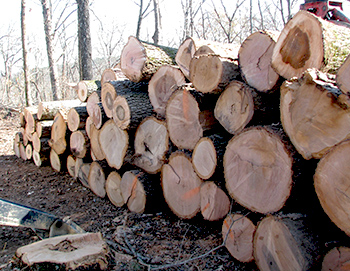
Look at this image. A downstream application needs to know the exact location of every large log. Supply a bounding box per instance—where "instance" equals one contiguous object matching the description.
[70,130,90,159]
[67,106,89,132]
[239,30,280,92]
[76,80,101,102]
[280,68,350,160]
[120,36,177,82]
[133,117,169,174]
[224,127,293,214]
[37,99,83,120]
[272,10,350,80]
[161,151,203,219]
[106,171,124,207]
[88,161,107,198]
[148,65,186,117]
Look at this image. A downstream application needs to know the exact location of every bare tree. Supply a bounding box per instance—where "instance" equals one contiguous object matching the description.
[135,0,152,39]
[21,0,30,107]
[249,0,253,34]
[152,0,161,44]
[181,0,206,40]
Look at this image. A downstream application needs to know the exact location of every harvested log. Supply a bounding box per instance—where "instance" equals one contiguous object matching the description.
[161,151,203,219]
[133,117,169,174]
[120,36,176,82]
[77,163,91,188]
[36,120,53,138]
[101,67,127,85]
[88,161,107,198]
[15,232,109,270]
[224,127,293,214]
[70,130,90,159]
[239,30,280,92]
[32,132,50,153]
[322,246,350,270]
[222,213,255,263]
[33,150,49,167]
[166,89,203,150]
[314,139,350,236]
[67,106,88,132]
[280,68,350,160]
[19,112,25,127]
[148,65,186,117]
[88,103,107,130]
[13,138,20,158]
[76,80,101,102]
[200,181,230,221]
[86,91,101,117]
[272,10,350,79]
[214,80,254,135]
[75,157,83,179]
[337,53,350,95]
[85,116,93,138]
[106,171,124,207]
[253,214,319,271]
[50,149,66,172]
[37,99,83,120]
[90,124,105,161]
[67,154,76,178]
[99,120,128,170]
[49,112,68,155]
[19,142,26,160]
[23,106,38,134]
[101,80,148,118]
[25,143,33,160]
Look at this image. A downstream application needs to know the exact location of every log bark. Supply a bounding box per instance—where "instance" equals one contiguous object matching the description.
[49,112,68,155]
[224,127,293,214]
[337,54,350,95]
[200,181,230,221]
[161,151,203,219]
[222,213,255,263]
[37,99,83,120]
[67,106,88,132]
[77,163,91,188]
[100,67,127,85]
[280,68,350,160]
[99,119,128,170]
[239,30,280,92]
[133,117,169,174]
[214,80,255,135]
[89,124,105,161]
[76,80,101,102]
[272,10,350,80]
[322,246,350,270]
[70,130,90,159]
[36,120,53,138]
[120,36,176,82]
[106,171,124,207]
[314,139,350,236]
[88,161,107,198]
[148,65,186,117]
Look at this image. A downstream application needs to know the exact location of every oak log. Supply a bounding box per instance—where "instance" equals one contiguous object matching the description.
[76,80,101,102]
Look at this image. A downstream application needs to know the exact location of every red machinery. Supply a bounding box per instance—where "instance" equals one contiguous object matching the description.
[300,0,350,23]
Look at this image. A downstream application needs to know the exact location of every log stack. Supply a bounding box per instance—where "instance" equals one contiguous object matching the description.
[12,10,350,270]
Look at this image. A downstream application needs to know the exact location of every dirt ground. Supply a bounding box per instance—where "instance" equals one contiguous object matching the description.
[0,108,258,270]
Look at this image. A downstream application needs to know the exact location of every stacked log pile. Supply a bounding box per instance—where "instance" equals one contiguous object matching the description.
[12,11,350,270]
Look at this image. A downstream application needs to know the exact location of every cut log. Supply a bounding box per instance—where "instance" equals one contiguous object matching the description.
[88,102,107,130]
[253,214,319,271]
[19,142,26,160]
[36,120,53,138]
[19,112,26,127]
[67,106,88,132]
[239,30,280,92]
[75,157,83,179]
[32,132,50,153]
[67,154,76,178]
[224,127,293,214]
[89,124,105,161]
[25,143,33,160]
[200,181,230,221]
[189,53,240,93]
[77,163,91,188]
[166,89,203,150]
[120,36,176,82]
[272,10,350,79]
[101,67,127,85]
[23,106,38,134]
[70,130,90,159]
[33,150,49,167]
[133,117,169,174]
[13,138,20,158]
[322,246,350,270]
[15,232,109,270]
[222,213,255,263]
[88,161,107,198]
[106,171,124,207]
[314,139,350,236]
[101,80,148,118]
[49,112,68,155]
[148,65,186,117]
[85,116,93,138]
[86,91,101,117]
[112,88,153,130]
[76,80,101,102]
[50,149,66,172]
[280,68,350,160]
[99,119,129,170]
[37,99,83,120]
[337,54,350,95]
[214,80,254,135]
[161,151,203,219]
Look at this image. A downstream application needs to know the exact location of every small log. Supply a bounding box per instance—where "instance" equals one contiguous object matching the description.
[148,65,186,117]
[161,151,203,219]
[37,99,83,120]
[272,10,350,79]
[32,132,50,153]
[322,246,350,270]
[200,181,230,221]
[85,116,93,139]
[120,36,176,82]
[77,163,91,188]
[239,30,280,92]
[90,124,105,161]
[86,91,101,117]
[67,154,76,178]
[49,112,69,155]
[101,67,127,85]
[75,157,83,179]
[23,106,38,134]
[13,138,20,158]
[70,130,90,159]
[88,103,108,130]
[19,142,26,160]
[36,120,53,138]
[88,161,107,198]
[106,171,124,207]
[25,143,33,160]
[133,117,169,174]
[19,112,26,127]
[222,214,255,263]
[224,127,293,214]
[337,53,350,95]
[99,120,128,170]
[33,150,49,167]
[214,80,254,135]
[50,149,66,172]
[76,80,101,102]
[67,106,88,132]
[280,68,350,160]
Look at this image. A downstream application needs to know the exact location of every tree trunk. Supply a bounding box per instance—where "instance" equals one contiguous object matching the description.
[89,124,105,161]
[133,116,169,174]
[21,0,30,107]
[214,80,255,135]
[239,30,280,92]
[224,127,293,214]
[120,36,176,82]
[148,65,186,117]
[161,151,203,219]
[272,10,350,80]
[70,130,90,159]
[322,246,350,270]
[280,68,350,160]
[88,161,107,198]
[222,213,255,263]
[76,80,101,102]
[37,100,83,120]
[49,112,68,155]
[67,106,88,132]
[106,171,124,207]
